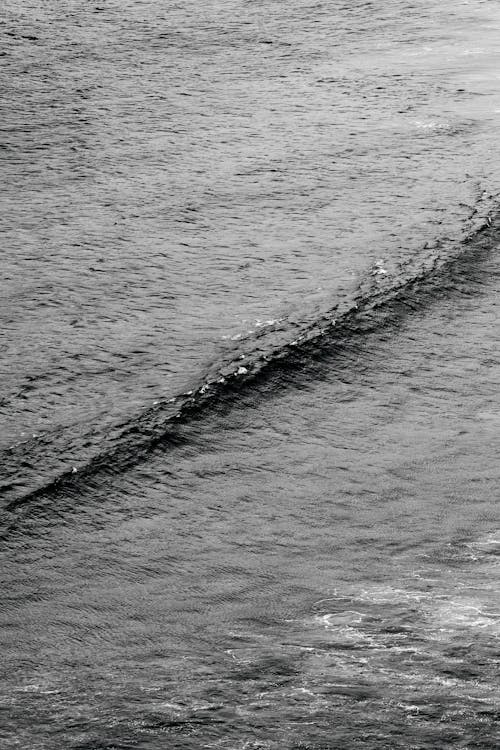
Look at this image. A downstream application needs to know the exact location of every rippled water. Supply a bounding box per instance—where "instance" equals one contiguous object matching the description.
[2,0,500,748]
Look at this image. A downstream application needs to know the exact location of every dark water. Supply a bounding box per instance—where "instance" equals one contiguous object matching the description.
[2,1,500,748]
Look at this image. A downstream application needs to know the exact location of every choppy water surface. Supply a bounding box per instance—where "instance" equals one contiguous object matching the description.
[1,0,500,748]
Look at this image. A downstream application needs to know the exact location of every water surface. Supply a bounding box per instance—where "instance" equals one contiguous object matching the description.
[1,1,500,747]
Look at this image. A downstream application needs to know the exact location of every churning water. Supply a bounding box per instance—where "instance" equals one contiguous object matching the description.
[1,1,500,748]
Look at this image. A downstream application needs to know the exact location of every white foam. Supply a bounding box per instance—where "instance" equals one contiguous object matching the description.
[315,611,364,628]
[467,530,500,550]
[414,120,450,130]
[433,600,500,633]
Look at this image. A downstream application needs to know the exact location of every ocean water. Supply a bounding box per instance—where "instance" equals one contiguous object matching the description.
[1,1,500,748]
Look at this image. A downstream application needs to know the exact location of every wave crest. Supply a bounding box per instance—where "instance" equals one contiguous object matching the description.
[1,192,498,512]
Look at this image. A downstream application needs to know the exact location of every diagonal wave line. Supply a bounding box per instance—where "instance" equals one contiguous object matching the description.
[1,193,499,513]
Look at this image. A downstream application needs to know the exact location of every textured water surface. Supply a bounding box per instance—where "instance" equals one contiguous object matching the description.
[1,0,500,748]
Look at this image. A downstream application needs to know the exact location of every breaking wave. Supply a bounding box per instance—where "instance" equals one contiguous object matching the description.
[1,192,499,512]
